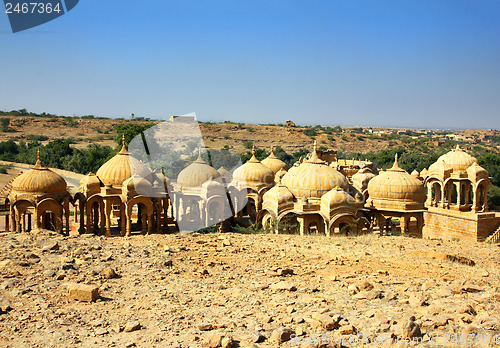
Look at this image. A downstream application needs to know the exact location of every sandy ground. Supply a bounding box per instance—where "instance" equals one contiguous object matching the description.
[0,231,499,347]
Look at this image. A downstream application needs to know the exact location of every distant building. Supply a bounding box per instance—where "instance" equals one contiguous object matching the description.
[170,115,196,122]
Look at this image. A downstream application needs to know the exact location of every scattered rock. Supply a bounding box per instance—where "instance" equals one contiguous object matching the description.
[40,241,59,252]
[353,289,382,300]
[203,333,222,347]
[359,280,374,291]
[198,323,214,331]
[251,331,266,343]
[271,326,295,344]
[348,284,359,295]
[458,304,477,316]
[409,293,427,307]
[124,321,141,332]
[401,316,422,339]
[339,325,357,335]
[102,267,117,279]
[0,305,12,314]
[221,336,233,348]
[317,314,339,330]
[269,281,296,291]
[67,283,99,302]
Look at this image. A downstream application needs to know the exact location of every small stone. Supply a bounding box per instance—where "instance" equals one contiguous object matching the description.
[44,270,56,278]
[124,321,141,332]
[353,289,382,300]
[401,316,422,339]
[0,305,12,314]
[41,241,59,252]
[204,333,222,347]
[56,273,65,280]
[95,327,108,335]
[458,304,477,316]
[339,325,357,335]
[0,260,15,268]
[221,336,233,348]
[348,284,360,295]
[359,280,374,291]
[197,322,213,331]
[317,314,338,330]
[293,316,304,324]
[409,293,427,307]
[102,267,117,279]
[269,281,296,291]
[262,316,273,324]
[251,331,266,343]
[278,268,294,276]
[67,283,99,302]
[270,326,295,344]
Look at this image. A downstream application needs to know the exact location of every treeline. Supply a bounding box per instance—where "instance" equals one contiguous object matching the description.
[0,124,499,206]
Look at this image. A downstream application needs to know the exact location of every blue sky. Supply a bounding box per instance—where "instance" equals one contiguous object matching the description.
[1,0,499,129]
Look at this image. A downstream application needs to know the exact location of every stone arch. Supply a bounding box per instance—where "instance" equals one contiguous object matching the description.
[475,179,490,212]
[103,195,126,236]
[126,196,153,236]
[12,199,35,233]
[300,213,328,236]
[277,211,299,234]
[85,195,105,235]
[259,209,277,233]
[72,192,87,234]
[37,198,63,233]
[205,196,226,226]
[329,213,359,236]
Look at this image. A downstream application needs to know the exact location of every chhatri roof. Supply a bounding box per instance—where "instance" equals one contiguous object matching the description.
[10,150,67,196]
[367,154,425,211]
[261,146,288,174]
[96,135,152,187]
[281,141,348,200]
[232,146,275,186]
[177,149,221,187]
[430,145,478,173]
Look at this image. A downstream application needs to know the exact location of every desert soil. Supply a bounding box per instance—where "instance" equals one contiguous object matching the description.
[0,115,478,155]
[0,231,499,347]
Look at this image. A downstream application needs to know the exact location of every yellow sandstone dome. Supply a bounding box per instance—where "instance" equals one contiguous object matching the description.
[430,145,477,173]
[177,150,221,187]
[11,150,67,195]
[232,147,275,185]
[261,147,288,174]
[281,141,348,200]
[367,155,425,210]
[96,136,152,187]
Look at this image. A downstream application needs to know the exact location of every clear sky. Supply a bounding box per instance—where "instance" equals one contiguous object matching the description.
[1,0,499,129]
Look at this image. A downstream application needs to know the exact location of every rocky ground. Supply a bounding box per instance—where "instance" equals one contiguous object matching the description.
[0,231,499,347]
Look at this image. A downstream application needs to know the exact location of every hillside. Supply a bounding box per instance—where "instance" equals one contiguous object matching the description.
[1,115,499,156]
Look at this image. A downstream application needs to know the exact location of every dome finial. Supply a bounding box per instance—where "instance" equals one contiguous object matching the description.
[119,134,129,154]
[305,140,325,164]
[34,148,43,168]
[248,145,259,163]
[195,147,205,163]
[389,153,404,172]
[455,144,461,151]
